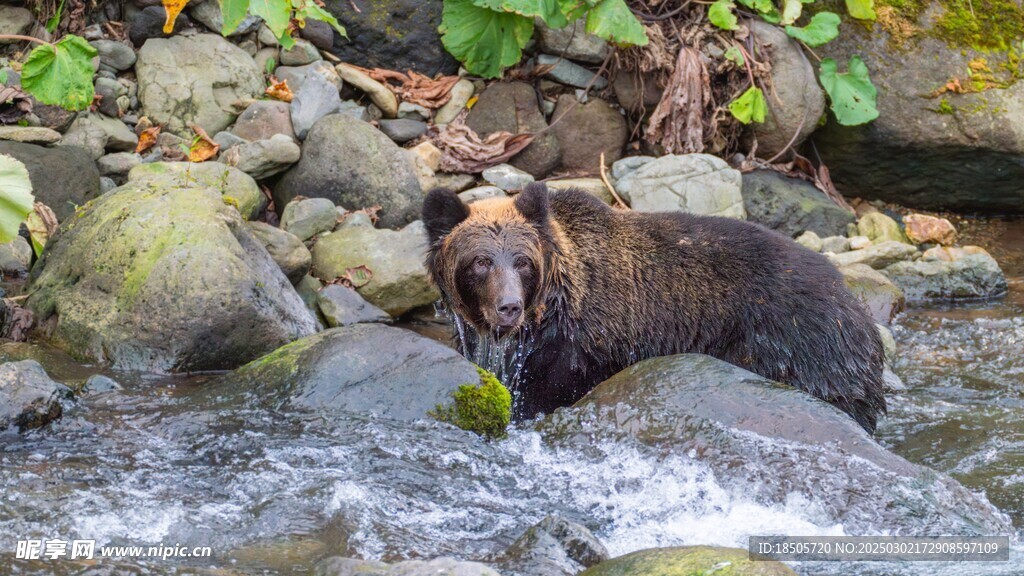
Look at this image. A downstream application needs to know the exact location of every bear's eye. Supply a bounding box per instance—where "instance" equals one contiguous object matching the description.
[514,257,532,271]
[473,256,492,273]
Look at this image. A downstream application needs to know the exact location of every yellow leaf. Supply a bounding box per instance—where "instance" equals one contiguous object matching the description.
[135,125,161,154]
[162,0,190,34]
[187,123,220,162]
[265,77,294,102]
[466,95,479,110]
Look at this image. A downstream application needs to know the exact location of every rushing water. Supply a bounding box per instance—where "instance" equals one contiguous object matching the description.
[1,219,1024,575]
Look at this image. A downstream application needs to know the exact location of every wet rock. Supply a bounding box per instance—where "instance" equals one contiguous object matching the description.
[217,324,480,420]
[742,170,855,238]
[136,34,264,136]
[96,152,142,178]
[90,40,136,72]
[857,212,909,244]
[495,515,609,576]
[841,263,905,324]
[821,235,851,254]
[280,38,322,66]
[795,230,823,252]
[827,240,918,269]
[536,18,610,64]
[128,161,266,220]
[280,197,338,241]
[0,6,35,42]
[129,6,191,45]
[310,219,437,315]
[220,134,302,180]
[0,360,71,433]
[275,61,342,93]
[580,546,795,576]
[189,0,261,36]
[0,126,62,145]
[335,63,398,118]
[882,251,1008,302]
[290,71,343,140]
[551,95,627,174]
[275,114,424,228]
[27,182,317,372]
[615,154,745,218]
[231,100,296,142]
[0,142,100,221]
[535,54,608,89]
[378,118,427,143]
[316,284,391,327]
[246,221,311,283]
[60,113,138,159]
[466,82,562,178]
[316,556,500,576]
[540,354,1013,535]
[483,163,534,191]
[82,374,122,394]
[434,78,475,125]
[0,237,33,275]
[546,178,615,205]
[903,213,957,246]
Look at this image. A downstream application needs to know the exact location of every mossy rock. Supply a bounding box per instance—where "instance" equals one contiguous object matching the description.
[580,546,796,576]
[127,161,266,220]
[431,366,512,439]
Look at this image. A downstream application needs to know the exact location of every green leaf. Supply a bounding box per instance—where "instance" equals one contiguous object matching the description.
[46,0,66,34]
[0,154,34,245]
[759,6,781,23]
[585,0,648,46]
[736,0,774,12]
[780,0,802,25]
[785,11,841,46]
[220,0,251,35]
[819,56,879,126]
[473,0,569,28]
[440,0,535,78]
[20,35,97,112]
[845,0,876,20]
[26,210,48,258]
[724,45,744,66]
[249,0,296,49]
[728,86,768,124]
[297,1,347,37]
[708,0,738,31]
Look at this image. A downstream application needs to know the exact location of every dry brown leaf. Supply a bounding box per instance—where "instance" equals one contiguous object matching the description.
[0,85,33,124]
[135,125,161,154]
[265,77,294,102]
[430,111,535,173]
[0,299,33,342]
[645,47,711,155]
[327,265,374,289]
[187,123,220,162]
[359,66,461,109]
[162,0,190,34]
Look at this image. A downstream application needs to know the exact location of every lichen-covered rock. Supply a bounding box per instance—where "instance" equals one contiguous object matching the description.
[466,82,562,178]
[0,360,71,433]
[615,154,745,218]
[795,231,823,252]
[26,182,317,372]
[841,263,905,324]
[580,546,795,576]
[246,221,311,283]
[742,170,855,237]
[0,142,100,221]
[430,366,511,439]
[903,213,958,246]
[136,34,264,136]
[128,161,266,220]
[551,95,627,174]
[882,251,1008,302]
[857,212,910,244]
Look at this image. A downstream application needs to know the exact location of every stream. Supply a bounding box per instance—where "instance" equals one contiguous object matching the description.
[1,218,1023,575]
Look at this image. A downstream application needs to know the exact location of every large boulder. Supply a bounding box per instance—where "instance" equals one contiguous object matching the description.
[26,182,318,373]
[0,360,71,433]
[882,251,1008,302]
[614,154,745,218]
[494,515,609,576]
[815,4,1024,213]
[540,354,1012,535]
[0,142,100,221]
[136,34,264,136]
[466,82,562,178]
[581,547,795,576]
[275,114,424,228]
[741,170,855,237]
[128,161,266,220]
[551,95,627,174]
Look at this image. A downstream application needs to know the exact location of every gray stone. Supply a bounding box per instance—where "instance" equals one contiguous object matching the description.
[280,38,322,66]
[290,72,342,140]
[83,374,122,393]
[0,6,35,42]
[535,54,608,89]
[377,118,427,143]
[612,71,663,114]
[536,17,610,64]
[795,231,823,252]
[741,170,856,238]
[482,163,534,191]
[214,131,247,151]
[300,18,335,50]
[827,240,919,269]
[295,274,327,327]
[254,47,279,74]
[97,152,142,177]
[458,186,506,204]
[94,77,129,118]
[316,284,391,327]
[495,515,609,576]
[546,178,616,205]
[136,34,264,136]
[466,81,561,178]
[100,177,117,194]
[189,0,262,36]
[219,134,301,180]
[127,162,266,220]
[336,100,371,121]
[246,221,311,283]
[609,155,654,182]
[275,114,424,228]
[129,6,190,45]
[280,197,338,241]
[315,556,500,576]
[581,547,795,576]
[0,142,101,221]
[275,61,342,93]
[231,100,296,142]
[60,113,137,159]
[434,78,475,125]
[841,264,905,324]
[0,237,33,275]
[0,361,71,432]
[336,63,398,118]
[615,154,745,218]
[551,95,627,174]
[821,235,851,254]
[398,101,430,121]
[27,183,317,373]
[882,253,1008,302]
[0,126,61,145]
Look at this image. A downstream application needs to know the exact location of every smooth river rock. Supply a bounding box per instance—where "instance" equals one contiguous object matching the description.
[0,360,71,433]
[614,154,745,218]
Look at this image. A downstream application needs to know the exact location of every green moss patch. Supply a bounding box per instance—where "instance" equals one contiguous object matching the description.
[431,366,511,440]
[877,0,1024,52]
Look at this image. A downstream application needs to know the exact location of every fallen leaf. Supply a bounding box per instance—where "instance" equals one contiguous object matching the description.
[265,77,294,102]
[162,0,190,34]
[430,111,534,173]
[135,125,161,154]
[0,298,33,342]
[328,265,374,289]
[0,85,33,124]
[26,202,58,257]
[187,122,220,162]
[360,66,460,109]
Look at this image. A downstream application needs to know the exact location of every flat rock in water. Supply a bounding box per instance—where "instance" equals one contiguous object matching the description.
[0,360,72,433]
[494,515,609,576]
[882,252,1008,302]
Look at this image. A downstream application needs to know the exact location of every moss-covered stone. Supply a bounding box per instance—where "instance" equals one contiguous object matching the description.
[431,366,511,439]
[579,546,796,576]
[127,161,266,220]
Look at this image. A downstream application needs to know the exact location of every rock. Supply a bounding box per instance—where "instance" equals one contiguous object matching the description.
[0,6,35,42]
[300,18,335,50]
[541,354,1012,535]
[615,154,745,218]
[129,5,190,45]
[749,21,825,158]
[254,47,278,73]
[94,77,129,118]
[315,556,500,576]
[433,172,477,193]
[848,235,872,250]
[795,230,823,252]
[398,101,430,122]
[310,219,437,315]
[128,161,266,220]
[921,245,986,262]
[280,197,338,241]
[411,141,441,172]
[611,71,663,115]
[0,361,71,433]
[27,182,317,372]
[609,155,654,181]
[545,178,615,205]
[275,61,342,93]
[741,170,856,237]
[536,17,610,64]
[96,152,142,177]
[882,252,1008,302]
[60,113,138,159]
[466,82,562,178]
[216,324,482,420]
[551,95,627,174]
[322,0,457,76]
[91,39,137,72]
[220,134,301,180]
[482,163,535,191]
[214,131,246,151]
[858,212,909,244]
[136,34,264,136]
[280,38,322,66]
[0,126,62,145]
[827,240,918,269]
[246,221,311,283]
[0,237,33,275]
[495,515,609,576]
[535,54,608,89]
[295,274,327,327]
[336,100,371,121]
[189,0,261,36]
[0,142,100,221]
[335,63,398,118]
[458,186,506,204]
[231,100,297,142]
[841,264,905,324]
[99,177,117,194]
[377,118,427,143]
[275,114,424,228]
[290,71,343,140]
[82,374,122,394]
[821,235,851,254]
[434,78,475,125]
[903,213,957,246]
[316,284,391,327]
[580,547,795,576]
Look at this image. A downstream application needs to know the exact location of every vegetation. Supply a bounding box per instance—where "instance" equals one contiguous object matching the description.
[0,155,34,245]
[431,366,512,440]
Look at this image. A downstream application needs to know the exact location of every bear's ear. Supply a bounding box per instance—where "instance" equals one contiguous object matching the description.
[514,183,550,226]
[423,187,470,244]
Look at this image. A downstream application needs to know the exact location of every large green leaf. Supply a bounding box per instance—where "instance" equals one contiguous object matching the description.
[845,0,876,20]
[585,0,648,46]
[474,0,569,28]
[20,35,96,112]
[440,0,535,78]
[729,86,768,124]
[780,0,802,25]
[708,0,738,31]
[736,0,774,13]
[819,56,879,126]
[0,155,34,245]
[249,0,296,48]
[785,11,841,46]
[296,1,347,37]
[220,0,251,35]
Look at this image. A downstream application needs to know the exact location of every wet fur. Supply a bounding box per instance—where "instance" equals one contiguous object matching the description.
[424,185,887,433]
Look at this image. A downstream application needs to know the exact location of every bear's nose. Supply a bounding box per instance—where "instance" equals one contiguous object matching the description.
[496,298,523,325]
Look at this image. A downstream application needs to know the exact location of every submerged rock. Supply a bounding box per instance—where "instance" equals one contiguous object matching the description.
[27,182,317,373]
[742,170,855,238]
[615,154,745,219]
[495,515,609,576]
[580,546,795,576]
[0,360,71,433]
[882,251,1008,302]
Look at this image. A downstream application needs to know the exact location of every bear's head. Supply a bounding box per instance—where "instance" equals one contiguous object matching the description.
[422,183,557,338]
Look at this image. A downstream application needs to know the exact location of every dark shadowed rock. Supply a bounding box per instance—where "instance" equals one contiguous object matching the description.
[551,95,627,174]
[742,170,855,238]
[466,82,562,178]
[494,515,609,576]
[130,6,191,45]
[0,360,72,433]
[0,141,101,221]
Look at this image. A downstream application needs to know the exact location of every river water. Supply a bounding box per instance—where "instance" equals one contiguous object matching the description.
[1,218,1022,575]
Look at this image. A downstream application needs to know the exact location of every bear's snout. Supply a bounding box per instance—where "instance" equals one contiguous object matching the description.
[496,297,524,326]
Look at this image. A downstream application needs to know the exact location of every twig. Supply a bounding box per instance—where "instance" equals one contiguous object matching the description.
[0,34,51,47]
[759,113,806,165]
[348,0,362,13]
[599,152,630,210]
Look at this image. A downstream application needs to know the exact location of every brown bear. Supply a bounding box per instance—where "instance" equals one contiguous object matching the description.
[423,183,886,433]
